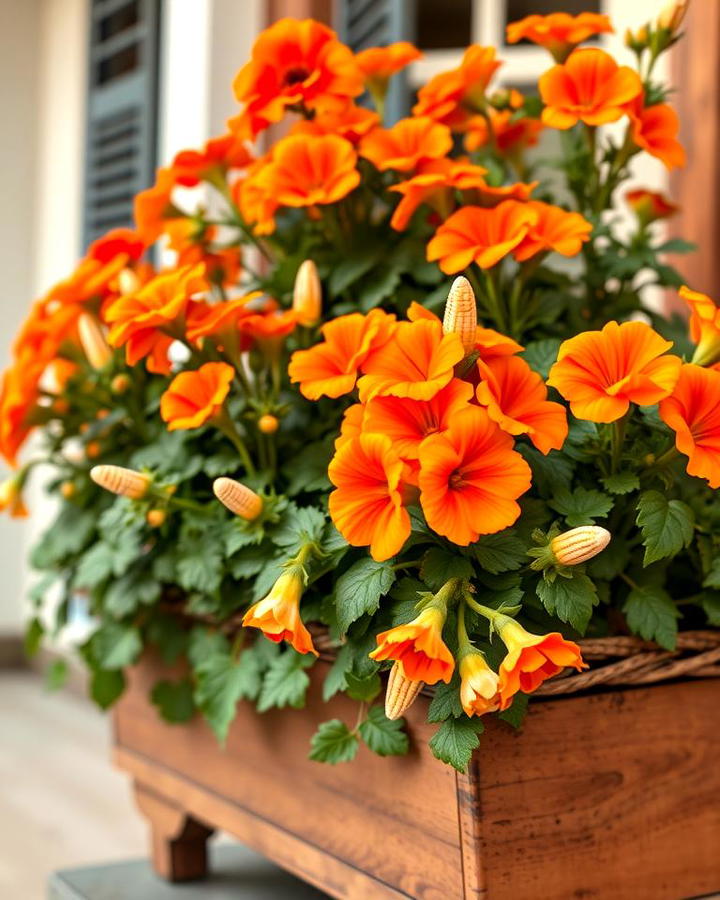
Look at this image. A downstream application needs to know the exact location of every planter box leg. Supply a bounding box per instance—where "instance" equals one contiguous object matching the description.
[134,782,214,882]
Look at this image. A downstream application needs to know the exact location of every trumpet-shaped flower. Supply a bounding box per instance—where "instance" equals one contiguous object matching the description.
[160,362,234,431]
[243,567,317,656]
[507,13,613,60]
[459,650,500,716]
[680,286,720,367]
[359,116,452,172]
[370,604,455,684]
[513,201,592,261]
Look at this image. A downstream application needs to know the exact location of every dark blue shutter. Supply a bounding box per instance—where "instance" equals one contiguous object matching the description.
[338,0,414,123]
[82,0,162,248]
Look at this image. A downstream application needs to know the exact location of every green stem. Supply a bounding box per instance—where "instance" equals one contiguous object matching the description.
[610,412,629,475]
[215,411,256,476]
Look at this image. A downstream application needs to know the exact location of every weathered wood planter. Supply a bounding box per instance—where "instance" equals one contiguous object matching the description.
[114,653,720,900]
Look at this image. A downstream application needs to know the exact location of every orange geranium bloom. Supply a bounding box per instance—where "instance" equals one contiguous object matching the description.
[513,201,593,262]
[364,378,474,459]
[289,309,395,400]
[356,41,421,87]
[359,116,452,172]
[465,109,544,154]
[626,188,679,225]
[160,361,234,431]
[427,201,538,273]
[659,364,720,488]
[328,432,411,561]
[243,568,317,656]
[459,651,500,716]
[291,101,379,144]
[496,618,586,709]
[539,48,642,129]
[358,318,464,402]
[134,167,181,245]
[679,286,720,366]
[369,605,455,684]
[255,134,360,207]
[413,45,502,130]
[626,96,686,170]
[476,355,568,454]
[231,18,363,139]
[418,406,532,545]
[388,159,488,230]
[171,133,252,187]
[507,13,613,61]
[547,320,682,423]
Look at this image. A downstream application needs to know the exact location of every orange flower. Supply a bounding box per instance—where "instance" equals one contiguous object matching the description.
[459,651,500,716]
[507,13,613,61]
[328,433,411,561]
[405,303,523,360]
[418,406,532,545]
[289,309,395,400]
[254,134,360,207]
[232,159,279,236]
[369,604,455,684]
[364,378,474,459]
[626,96,686,170]
[626,188,679,225]
[164,220,241,287]
[547,320,682,423]
[539,48,642,129]
[360,116,452,172]
[186,292,263,349]
[496,618,586,709]
[231,18,363,139]
[290,101,379,144]
[426,201,538,274]
[464,109,544,155]
[659,364,720,488]
[133,167,181,245]
[0,474,29,518]
[358,318,464,402]
[413,45,502,130]
[513,201,593,262]
[356,41,421,87]
[335,403,366,450]
[87,228,145,264]
[388,159,488,231]
[679,286,720,366]
[160,361,235,431]
[49,255,129,307]
[242,567,317,656]
[171,133,252,187]
[476,355,568,454]
[0,362,42,466]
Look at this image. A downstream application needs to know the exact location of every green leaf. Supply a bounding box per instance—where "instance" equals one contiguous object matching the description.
[151,679,196,723]
[702,558,720,590]
[601,472,640,495]
[309,719,359,764]
[358,266,402,311]
[421,547,474,592]
[257,649,314,713]
[521,338,562,379]
[45,658,68,691]
[701,593,720,626]
[194,648,262,742]
[498,692,529,729]
[624,585,679,649]
[89,668,125,709]
[322,643,352,701]
[469,531,526,574]
[187,627,229,669]
[91,623,142,670]
[536,573,597,633]
[284,441,333,495]
[104,572,161,618]
[429,716,484,772]
[74,543,115,590]
[427,677,463,723]
[654,238,696,254]
[273,504,326,552]
[329,255,377,294]
[549,487,614,527]
[335,558,396,632]
[345,671,381,702]
[636,491,694,566]
[358,707,409,757]
[24,618,44,658]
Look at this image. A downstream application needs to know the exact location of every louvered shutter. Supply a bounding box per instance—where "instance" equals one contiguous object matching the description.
[338,0,414,123]
[83,0,161,248]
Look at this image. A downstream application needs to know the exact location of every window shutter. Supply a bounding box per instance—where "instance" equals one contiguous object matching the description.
[83,0,162,248]
[337,0,414,123]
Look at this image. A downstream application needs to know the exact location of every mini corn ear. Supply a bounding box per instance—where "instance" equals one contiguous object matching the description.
[551,525,611,566]
[384,662,424,721]
[292,259,322,327]
[78,313,113,370]
[442,276,478,355]
[90,464,151,499]
[213,477,263,520]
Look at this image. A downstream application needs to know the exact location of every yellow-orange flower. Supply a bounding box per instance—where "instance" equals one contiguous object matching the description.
[0,362,42,466]
[159,362,234,431]
[464,108,544,155]
[626,188,679,225]
[186,292,263,350]
[405,303,523,360]
[659,364,720,488]
[507,13,613,61]
[328,432,411,561]
[133,168,181,245]
[459,651,500,716]
[171,132,252,186]
[680,286,720,366]
[243,568,317,656]
[539,48,642,129]
[370,605,455,684]
[427,201,538,273]
[289,101,379,144]
[388,159,488,231]
[476,355,568,454]
[513,201,592,262]
[626,96,686,171]
[359,116,452,172]
[0,475,29,518]
[335,403,365,451]
[356,41,421,86]
[418,406,532,545]
[547,320,682,423]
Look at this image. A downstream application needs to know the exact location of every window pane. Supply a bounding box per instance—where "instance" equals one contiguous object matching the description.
[506,0,601,22]
[416,0,472,50]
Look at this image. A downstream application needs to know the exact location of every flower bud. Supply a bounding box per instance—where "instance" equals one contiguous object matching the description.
[146,509,167,528]
[658,0,688,33]
[60,481,76,500]
[384,661,424,720]
[550,525,611,566]
[86,441,102,459]
[258,414,279,434]
[293,260,322,327]
[78,313,113,370]
[442,276,477,355]
[0,476,29,518]
[213,477,263,520]
[111,373,131,394]
[90,464,151,499]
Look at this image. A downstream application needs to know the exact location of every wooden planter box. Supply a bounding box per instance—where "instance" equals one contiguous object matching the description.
[113,655,720,899]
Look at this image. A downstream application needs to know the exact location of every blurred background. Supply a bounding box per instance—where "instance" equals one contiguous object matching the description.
[0,0,712,896]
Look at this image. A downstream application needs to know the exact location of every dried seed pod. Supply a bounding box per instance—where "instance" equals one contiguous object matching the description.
[384,661,424,721]
[551,525,611,566]
[442,276,477,355]
[78,313,113,370]
[90,464,151,499]
[213,477,263,520]
[292,259,322,327]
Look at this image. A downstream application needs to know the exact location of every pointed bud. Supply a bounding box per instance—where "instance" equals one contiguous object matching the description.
[551,525,611,566]
[78,313,113,370]
[118,267,141,296]
[443,276,477,355]
[90,464,151,499]
[384,661,424,720]
[213,477,263,520]
[292,260,322,327]
[658,0,688,33]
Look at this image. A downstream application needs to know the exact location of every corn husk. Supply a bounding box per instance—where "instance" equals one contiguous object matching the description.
[442,276,477,355]
[90,465,150,499]
[78,313,113,370]
[213,477,263,520]
[551,525,611,566]
[384,662,424,721]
